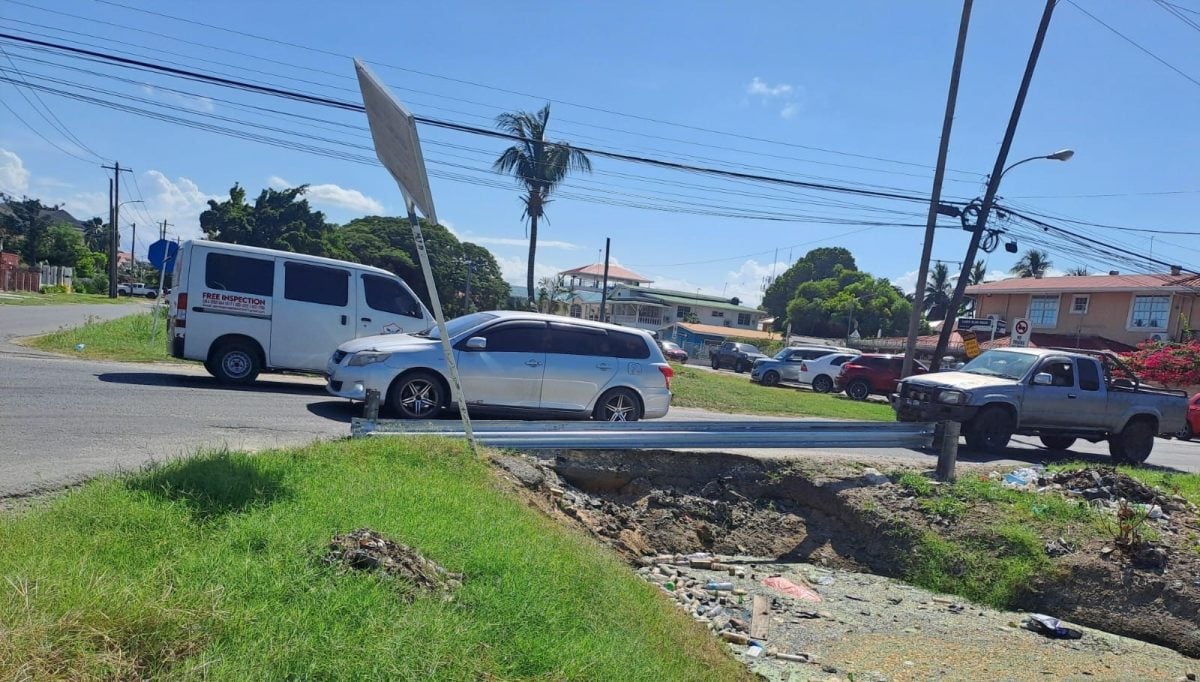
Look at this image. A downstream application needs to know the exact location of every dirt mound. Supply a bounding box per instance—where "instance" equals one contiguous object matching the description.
[1051,467,1192,512]
[323,528,463,596]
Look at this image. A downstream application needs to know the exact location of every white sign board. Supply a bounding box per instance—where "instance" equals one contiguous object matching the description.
[1011,317,1031,348]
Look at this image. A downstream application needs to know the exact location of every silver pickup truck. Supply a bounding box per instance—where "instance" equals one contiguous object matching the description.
[893,347,1188,464]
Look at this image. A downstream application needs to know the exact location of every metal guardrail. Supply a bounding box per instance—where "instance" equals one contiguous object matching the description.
[350,418,936,450]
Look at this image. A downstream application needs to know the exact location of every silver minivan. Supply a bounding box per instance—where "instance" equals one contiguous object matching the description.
[325,311,673,421]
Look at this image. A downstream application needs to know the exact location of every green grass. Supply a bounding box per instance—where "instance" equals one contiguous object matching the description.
[670,364,894,420]
[0,291,131,306]
[0,438,747,681]
[27,311,178,363]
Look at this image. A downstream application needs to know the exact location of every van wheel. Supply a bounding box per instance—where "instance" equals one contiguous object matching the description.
[389,371,444,419]
[1109,417,1156,465]
[812,375,833,394]
[211,341,260,385]
[594,388,642,422]
[1039,435,1076,451]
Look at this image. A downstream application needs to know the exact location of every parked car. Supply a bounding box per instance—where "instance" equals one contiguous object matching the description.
[894,348,1189,463]
[659,340,689,363]
[1177,393,1200,440]
[749,346,855,388]
[710,341,766,373]
[326,311,673,421]
[837,354,927,401]
[797,351,862,393]
[117,282,158,298]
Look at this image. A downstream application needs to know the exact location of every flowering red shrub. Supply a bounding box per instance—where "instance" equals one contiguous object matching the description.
[1122,341,1200,387]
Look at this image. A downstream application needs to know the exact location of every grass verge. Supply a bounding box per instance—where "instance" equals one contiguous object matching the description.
[0,292,131,306]
[0,438,747,681]
[670,364,893,420]
[26,310,177,363]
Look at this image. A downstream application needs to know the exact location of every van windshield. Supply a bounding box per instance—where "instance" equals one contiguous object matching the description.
[419,312,497,339]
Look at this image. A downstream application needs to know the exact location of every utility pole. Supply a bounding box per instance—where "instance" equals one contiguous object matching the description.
[931,0,1057,371]
[599,237,611,323]
[102,162,132,298]
[159,219,172,241]
[901,0,973,379]
[130,222,136,269]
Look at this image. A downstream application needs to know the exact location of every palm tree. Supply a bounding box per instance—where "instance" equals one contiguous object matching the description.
[492,104,592,308]
[968,259,987,285]
[1010,249,1053,278]
[924,262,953,320]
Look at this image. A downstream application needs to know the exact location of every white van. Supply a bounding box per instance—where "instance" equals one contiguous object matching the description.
[167,240,432,384]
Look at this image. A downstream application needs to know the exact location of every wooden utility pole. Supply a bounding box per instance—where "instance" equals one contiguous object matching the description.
[931,0,1058,370]
[102,162,132,297]
[901,0,973,379]
[599,237,611,323]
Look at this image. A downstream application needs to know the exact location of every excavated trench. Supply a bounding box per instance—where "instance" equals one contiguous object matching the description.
[500,449,1200,660]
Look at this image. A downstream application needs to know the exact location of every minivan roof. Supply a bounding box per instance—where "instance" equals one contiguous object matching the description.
[187,239,398,278]
[483,310,655,337]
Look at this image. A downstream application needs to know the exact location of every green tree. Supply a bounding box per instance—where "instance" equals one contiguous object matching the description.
[43,223,88,267]
[0,196,54,265]
[81,217,107,253]
[762,247,857,323]
[336,216,509,317]
[1010,249,1053,278]
[968,259,987,285]
[785,270,913,339]
[1066,266,1089,276]
[492,104,591,308]
[923,262,953,320]
[200,184,337,256]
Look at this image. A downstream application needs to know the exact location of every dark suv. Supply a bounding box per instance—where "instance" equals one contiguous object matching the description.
[710,342,766,373]
[836,354,928,400]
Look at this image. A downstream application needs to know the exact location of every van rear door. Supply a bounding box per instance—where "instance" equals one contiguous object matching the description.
[270,260,357,372]
[356,272,432,336]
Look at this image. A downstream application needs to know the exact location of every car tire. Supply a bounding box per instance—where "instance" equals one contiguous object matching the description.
[1178,421,1193,441]
[735,360,747,374]
[964,406,1014,454]
[594,387,642,422]
[761,370,780,387]
[388,371,445,420]
[1039,435,1076,451]
[812,375,833,394]
[210,340,260,385]
[145,291,157,299]
[1109,417,1156,465]
[711,357,720,370]
[846,379,871,401]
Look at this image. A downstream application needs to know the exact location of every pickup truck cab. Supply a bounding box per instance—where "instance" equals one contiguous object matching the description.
[117,282,158,298]
[894,347,1188,464]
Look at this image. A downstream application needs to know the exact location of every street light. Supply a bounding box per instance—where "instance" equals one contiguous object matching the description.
[1000,148,1074,180]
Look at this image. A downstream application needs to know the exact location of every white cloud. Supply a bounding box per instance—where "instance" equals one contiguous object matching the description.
[268,176,384,214]
[893,269,920,295]
[779,102,800,120]
[141,85,215,113]
[0,148,30,195]
[746,77,794,98]
[496,255,565,285]
[467,235,579,250]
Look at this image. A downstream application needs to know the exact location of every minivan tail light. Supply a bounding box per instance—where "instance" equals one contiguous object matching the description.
[657,363,674,390]
[175,292,187,328]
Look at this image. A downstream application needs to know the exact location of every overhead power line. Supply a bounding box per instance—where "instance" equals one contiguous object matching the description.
[1067,0,1200,89]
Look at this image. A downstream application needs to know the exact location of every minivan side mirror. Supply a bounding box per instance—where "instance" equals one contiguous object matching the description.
[1033,372,1053,386]
[465,336,487,351]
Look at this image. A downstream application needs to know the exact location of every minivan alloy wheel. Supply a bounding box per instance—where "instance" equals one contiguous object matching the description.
[595,388,641,422]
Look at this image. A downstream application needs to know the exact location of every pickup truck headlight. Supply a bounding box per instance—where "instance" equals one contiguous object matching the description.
[938,390,967,405]
[347,351,392,367]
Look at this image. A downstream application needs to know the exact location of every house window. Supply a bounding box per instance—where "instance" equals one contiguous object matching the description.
[711,310,724,318]
[1027,295,1059,328]
[569,304,582,318]
[1129,295,1171,330]
[737,312,751,326]
[1069,295,1089,315]
[676,305,690,319]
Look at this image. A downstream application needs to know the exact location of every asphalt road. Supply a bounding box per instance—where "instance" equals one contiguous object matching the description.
[0,304,1196,497]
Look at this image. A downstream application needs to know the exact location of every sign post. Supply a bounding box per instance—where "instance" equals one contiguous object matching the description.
[960,330,981,359]
[1011,318,1031,348]
[147,238,179,341]
[355,59,475,452]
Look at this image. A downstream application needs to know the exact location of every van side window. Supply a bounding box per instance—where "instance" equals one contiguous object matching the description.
[284,262,349,307]
[205,253,273,296]
[547,324,608,356]
[362,274,421,318]
[1078,359,1101,391]
[611,331,651,359]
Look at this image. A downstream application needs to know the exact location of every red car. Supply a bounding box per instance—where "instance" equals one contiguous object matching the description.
[659,340,689,363]
[836,353,928,401]
[1180,393,1200,440]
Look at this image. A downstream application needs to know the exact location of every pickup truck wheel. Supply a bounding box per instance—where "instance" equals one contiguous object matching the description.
[1178,422,1193,441]
[811,375,833,394]
[1039,435,1076,451]
[210,341,260,385]
[734,360,747,374]
[1109,418,1156,465]
[846,379,871,401]
[711,357,720,370]
[965,406,1014,453]
[761,370,780,387]
[144,291,157,299]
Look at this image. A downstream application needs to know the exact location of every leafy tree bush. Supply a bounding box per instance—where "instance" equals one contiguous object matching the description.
[1123,341,1200,387]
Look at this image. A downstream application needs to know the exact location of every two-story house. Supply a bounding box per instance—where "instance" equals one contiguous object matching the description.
[965,272,1200,349]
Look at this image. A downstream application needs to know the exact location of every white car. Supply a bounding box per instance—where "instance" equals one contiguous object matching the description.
[326,311,674,421]
[798,352,861,393]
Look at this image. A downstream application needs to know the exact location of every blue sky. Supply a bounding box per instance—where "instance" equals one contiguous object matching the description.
[1,0,1197,305]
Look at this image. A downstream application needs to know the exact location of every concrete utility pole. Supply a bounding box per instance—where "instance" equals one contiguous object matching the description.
[930,0,1058,371]
[901,0,973,379]
[159,219,172,241]
[130,223,135,269]
[599,237,611,323]
[102,162,132,298]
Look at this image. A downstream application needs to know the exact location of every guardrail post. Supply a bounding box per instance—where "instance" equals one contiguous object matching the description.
[936,420,960,482]
[364,389,380,422]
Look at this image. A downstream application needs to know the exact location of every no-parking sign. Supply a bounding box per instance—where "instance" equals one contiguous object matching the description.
[1011,318,1031,348]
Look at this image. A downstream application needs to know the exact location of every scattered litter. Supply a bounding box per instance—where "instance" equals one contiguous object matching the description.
[1025,613,1083,640]
[1045,537,1075,558]
[817,576,836,585]
[720,630,750,645]
[746,643,764,657]
[706,581,734,591]
[322,528,462,598]
[1003,467,1042,489]
[762,575,822,602]
[74,343,85,352]
[860,467,890,486]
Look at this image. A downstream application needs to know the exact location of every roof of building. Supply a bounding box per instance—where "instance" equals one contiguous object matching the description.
[854,331,1136,354]
[965,273,1198,295]
[674,322,777,340]
[559,263,652,283]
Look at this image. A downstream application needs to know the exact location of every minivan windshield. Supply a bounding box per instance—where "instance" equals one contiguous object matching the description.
[419,312,498,339]
[960,350,1038,380]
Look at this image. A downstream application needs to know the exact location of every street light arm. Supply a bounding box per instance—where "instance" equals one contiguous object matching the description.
[999,155,1044,179]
